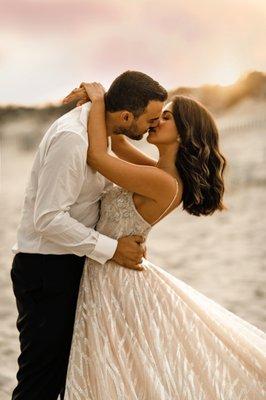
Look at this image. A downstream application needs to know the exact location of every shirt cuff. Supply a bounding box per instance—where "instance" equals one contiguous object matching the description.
[88,233,118,264]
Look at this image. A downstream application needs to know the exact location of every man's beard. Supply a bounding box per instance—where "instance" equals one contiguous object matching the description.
[113,123,145,141]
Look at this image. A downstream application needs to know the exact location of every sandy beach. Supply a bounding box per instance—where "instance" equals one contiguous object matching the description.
[0,100,266,398]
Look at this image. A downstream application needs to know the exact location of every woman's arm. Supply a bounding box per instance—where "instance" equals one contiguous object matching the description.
[111,135,157,166]
[62,85,157,167]
[84,83,176,202]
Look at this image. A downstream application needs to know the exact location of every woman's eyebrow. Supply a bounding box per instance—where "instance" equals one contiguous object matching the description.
[162,110,173,115]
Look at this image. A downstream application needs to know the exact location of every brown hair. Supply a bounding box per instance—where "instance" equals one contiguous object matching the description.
[105,71,168,117]
[172,95,226,216]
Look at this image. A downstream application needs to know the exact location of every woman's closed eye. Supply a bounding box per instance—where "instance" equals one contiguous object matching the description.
[161,114,171,121]
[161,110,172,120]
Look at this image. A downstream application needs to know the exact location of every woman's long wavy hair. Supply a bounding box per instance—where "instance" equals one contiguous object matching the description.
[172,95,227,216]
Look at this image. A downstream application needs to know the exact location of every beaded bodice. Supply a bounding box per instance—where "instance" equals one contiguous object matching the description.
[96,185,152,240]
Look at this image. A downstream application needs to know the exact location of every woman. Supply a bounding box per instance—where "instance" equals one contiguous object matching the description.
[63,83,266,399]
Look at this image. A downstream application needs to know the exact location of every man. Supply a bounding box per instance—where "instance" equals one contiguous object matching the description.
[11,70,167,399]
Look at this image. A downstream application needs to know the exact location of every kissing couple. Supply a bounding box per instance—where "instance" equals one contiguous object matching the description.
[11,71,266,399]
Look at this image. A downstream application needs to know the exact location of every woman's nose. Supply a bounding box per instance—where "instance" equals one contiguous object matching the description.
[150,120,159,128]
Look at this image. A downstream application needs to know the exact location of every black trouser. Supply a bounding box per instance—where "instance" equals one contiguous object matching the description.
[10,252,85,400]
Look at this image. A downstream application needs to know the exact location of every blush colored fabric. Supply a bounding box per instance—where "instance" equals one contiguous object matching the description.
[65,186,266,399]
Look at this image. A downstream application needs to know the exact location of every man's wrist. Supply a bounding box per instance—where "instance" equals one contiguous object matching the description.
[88,234,118,264]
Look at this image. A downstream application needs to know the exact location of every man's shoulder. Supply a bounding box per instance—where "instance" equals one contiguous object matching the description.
[41,105,89,149]
[55,106,85,137]
[56,101,91,132]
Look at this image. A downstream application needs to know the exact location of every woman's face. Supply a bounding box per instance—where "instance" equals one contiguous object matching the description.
[146,101,179,145]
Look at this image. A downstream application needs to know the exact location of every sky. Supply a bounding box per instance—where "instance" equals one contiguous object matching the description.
[0,0,266,105]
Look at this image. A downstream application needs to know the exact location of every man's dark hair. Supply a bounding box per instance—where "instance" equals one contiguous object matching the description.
[105,71,168,117]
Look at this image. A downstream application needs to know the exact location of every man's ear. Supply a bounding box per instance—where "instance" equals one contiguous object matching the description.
[120,111,134,124]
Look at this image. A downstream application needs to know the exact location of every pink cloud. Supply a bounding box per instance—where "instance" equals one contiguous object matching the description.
[0,0,122,32]
[0,0,265,103]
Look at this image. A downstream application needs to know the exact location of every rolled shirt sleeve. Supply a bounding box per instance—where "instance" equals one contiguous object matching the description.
[33,131,118,264]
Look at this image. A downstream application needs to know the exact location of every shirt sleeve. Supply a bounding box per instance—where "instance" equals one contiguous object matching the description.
[33,131,118,264]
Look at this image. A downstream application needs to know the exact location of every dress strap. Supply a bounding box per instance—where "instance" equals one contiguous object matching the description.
[151,179,179,226]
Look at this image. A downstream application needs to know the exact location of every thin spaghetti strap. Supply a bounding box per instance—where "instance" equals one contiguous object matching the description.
[151,179,179,226]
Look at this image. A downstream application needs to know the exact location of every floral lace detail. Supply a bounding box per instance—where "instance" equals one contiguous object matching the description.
[96,185,151,240]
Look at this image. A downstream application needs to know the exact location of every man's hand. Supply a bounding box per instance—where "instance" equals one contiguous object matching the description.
[111,235,146,271]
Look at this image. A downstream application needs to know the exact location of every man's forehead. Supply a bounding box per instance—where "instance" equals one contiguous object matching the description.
[145,100,164,115]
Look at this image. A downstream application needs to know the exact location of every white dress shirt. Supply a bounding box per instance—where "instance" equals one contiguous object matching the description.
[12,102,118,264]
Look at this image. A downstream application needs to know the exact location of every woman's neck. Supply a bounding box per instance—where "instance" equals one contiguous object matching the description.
[156,145,179,177]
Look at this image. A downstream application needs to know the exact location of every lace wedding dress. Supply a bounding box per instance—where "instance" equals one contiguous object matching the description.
[64,185,266,400]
